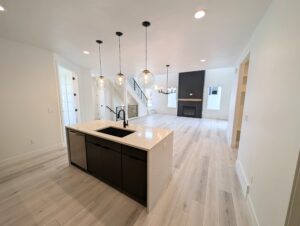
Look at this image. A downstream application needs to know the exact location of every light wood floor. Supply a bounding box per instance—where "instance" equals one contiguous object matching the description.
[0,115,252,226]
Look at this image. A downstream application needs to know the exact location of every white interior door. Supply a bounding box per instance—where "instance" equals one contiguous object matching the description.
[58,66,80,130]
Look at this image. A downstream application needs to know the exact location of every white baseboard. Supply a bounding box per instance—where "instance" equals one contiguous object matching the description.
[236,160,250,196]
[0,142,65,166]
[235,160,260,226]
[247,195,260,226]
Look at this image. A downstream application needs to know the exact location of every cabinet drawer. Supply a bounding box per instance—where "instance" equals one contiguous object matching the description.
[122,146,147,162]
[86,135,121,153]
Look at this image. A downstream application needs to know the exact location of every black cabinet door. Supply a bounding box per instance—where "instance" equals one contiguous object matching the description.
[86,141,122,190]
[98,146,122,189]
[86,142,102,176]
[122,148,147,206]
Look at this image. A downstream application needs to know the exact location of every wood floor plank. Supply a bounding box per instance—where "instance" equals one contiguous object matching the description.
[219,190,237,226]
[0,114,252,226]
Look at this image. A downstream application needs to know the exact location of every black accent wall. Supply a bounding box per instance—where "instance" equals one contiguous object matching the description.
[177,70,205,118]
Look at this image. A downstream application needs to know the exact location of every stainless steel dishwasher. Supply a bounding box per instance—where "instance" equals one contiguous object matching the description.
[68,130,87,170]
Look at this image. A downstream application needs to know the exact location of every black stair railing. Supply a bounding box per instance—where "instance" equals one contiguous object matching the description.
[128,78,148,106]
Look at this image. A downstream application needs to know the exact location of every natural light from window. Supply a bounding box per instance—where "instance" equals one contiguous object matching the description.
[167,92,177,108]
[207,86,222,110]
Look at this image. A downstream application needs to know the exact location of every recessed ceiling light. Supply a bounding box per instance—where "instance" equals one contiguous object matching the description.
[83,51,90,55]
[0,5,5,11]
[201,59,206,62]
[194,10,206,19]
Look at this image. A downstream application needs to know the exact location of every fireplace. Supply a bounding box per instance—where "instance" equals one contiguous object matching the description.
[177,100,202,118]
[177,70,205,118]
[182,106,196,117]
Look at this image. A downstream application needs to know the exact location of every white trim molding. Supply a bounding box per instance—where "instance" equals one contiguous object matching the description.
[236,160,260,226]
[236,160,250,197]
[247,195,260,226]
[0,143,64,167]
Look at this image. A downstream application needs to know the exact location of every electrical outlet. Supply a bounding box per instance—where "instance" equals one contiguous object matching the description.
[244,114,249,122]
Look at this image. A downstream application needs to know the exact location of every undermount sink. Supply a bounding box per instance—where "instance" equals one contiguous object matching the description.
[96,127,135,138]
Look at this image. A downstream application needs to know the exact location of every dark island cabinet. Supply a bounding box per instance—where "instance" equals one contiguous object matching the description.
[85,135,147,206]
[86,142,102,175]
[122,146,147,205]
[86,137,122,190]
[98,146,122,189]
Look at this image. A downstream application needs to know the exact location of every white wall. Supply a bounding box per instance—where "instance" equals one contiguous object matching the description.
[0,38,63,162]
[202,68,235,120]
[152,68,235,119]
[231,0,300,225]
[0,38,96,162]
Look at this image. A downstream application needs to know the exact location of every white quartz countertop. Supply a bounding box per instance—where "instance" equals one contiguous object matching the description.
[66,120,173,151]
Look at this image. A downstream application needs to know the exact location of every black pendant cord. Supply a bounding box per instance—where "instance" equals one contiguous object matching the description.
[166,65,169,89]
[116,32,123,75]
[118,35,122,74]
[145,26,147,70]
[142,21,150,71]
[96,40,103,77]
[98,44,102,76]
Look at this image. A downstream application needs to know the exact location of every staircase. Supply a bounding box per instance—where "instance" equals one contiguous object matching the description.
[100,78,149,120]
[127,78,148,106]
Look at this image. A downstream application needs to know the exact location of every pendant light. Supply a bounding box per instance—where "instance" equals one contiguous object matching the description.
[96,40,105,87]
[158,65,176,94]
[115,32,125,86]
[138,21,154,88]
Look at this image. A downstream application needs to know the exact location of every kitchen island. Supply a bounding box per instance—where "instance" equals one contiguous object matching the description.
[66,120,173,212]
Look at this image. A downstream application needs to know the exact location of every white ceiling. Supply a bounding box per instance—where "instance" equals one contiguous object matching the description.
[0,0,272,76]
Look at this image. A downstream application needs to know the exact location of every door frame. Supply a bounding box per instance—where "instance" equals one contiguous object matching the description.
[231,53,250,148]
[54,61,81,146]
[285,150,300,226]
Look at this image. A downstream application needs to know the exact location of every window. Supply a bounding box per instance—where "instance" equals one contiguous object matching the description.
[207,86,222,110]
[167,92,177,108]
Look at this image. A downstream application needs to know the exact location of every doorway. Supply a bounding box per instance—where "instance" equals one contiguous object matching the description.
[285,151,300,226]
[57,66,80,143]
[231,54,250,149]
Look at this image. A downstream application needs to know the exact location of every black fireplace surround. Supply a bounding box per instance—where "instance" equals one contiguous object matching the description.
[177,70,205,118]
[183,106,196,117]
[178,101,202,118]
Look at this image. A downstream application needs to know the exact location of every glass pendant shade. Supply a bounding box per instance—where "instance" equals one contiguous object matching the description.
[96,40,105,87]
[138,21,154,89]
[98,75,105,88]
[115,32,125,87]
[115,73,125,86]
[139,69,154,88]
